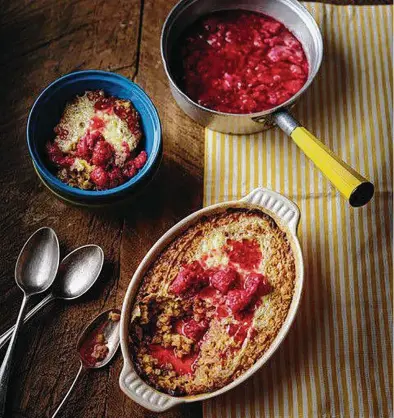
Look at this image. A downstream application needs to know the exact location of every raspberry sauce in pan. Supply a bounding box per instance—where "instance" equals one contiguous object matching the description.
[173,10,309,114]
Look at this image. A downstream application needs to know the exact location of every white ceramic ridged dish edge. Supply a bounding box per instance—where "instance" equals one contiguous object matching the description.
[119,187,303,412]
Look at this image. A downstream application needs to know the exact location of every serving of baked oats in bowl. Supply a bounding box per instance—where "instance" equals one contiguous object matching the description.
[119,188,303,411]
[27,70,162,205]
[46,89,146,191]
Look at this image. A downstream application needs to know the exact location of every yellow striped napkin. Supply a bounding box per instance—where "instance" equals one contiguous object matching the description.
[203,4,392,417]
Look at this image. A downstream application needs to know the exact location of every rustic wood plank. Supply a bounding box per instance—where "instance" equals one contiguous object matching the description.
[0,1,142,418]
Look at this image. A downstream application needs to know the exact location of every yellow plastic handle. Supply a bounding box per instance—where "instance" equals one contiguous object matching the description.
[291,126,374,207]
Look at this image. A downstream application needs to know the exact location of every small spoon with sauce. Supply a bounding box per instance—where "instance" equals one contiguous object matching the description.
[51,309,121,418]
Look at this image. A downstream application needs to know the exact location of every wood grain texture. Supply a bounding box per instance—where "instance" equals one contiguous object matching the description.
[0,0,390,417]
[0,1,140,417]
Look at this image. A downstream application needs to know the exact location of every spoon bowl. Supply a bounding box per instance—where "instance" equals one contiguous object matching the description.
[77,309,121,369]
[52,245,104,300]
[15,227,60,294]
[52,309,121,417]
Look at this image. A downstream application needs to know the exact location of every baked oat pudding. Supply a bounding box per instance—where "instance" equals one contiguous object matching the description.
[129,208,296,396]
[46,90,147,190]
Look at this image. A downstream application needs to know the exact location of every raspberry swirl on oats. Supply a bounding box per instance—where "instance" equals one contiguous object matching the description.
[46,90,147,190]
[174,10,309,114]
[130,209,296,396]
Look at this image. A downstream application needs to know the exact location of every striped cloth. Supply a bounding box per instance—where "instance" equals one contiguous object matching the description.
[202,4,392,417]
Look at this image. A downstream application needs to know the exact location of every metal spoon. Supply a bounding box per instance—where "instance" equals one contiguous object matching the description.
[52,309,121,418]
[0,227,60,417]
[0,245,104,350]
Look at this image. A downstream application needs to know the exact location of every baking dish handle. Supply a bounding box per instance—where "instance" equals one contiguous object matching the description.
[119,361,183,412]
[241,187,300,234]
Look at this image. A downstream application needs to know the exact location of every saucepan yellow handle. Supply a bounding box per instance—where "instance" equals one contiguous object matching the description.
[274,111,374,207]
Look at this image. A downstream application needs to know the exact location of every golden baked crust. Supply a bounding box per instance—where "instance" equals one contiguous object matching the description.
[129,208,296,396]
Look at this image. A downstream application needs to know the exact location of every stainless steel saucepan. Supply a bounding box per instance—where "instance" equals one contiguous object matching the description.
[161,0,374,207]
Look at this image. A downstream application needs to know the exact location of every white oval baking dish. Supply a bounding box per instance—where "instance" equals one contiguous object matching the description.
[119,187,304,412]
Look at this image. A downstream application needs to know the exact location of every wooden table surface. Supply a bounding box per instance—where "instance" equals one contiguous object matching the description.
[0,1,390,417]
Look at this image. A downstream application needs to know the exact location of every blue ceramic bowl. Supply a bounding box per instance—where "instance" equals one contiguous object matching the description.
[27,70,162,204]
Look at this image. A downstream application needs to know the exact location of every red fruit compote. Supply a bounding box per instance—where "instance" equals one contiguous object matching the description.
[46,90,147,190]
[173,10,309,114]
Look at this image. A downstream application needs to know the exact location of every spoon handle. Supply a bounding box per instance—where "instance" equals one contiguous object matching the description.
[52,363,85,418]
[0,293,55,350]
[0,294,30,417]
